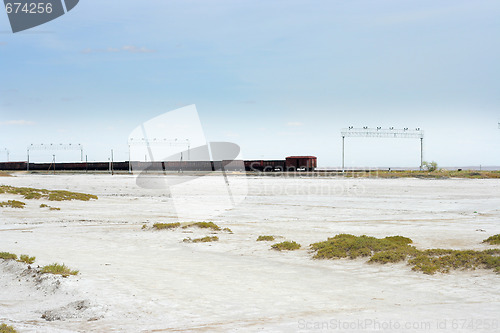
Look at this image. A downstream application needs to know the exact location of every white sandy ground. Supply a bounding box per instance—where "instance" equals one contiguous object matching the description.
[0,174,499,332]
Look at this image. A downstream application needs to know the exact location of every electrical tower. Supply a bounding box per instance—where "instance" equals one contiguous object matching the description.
[340,127,424,172]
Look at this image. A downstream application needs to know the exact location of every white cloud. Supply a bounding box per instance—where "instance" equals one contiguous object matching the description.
[0,120,35,126]
[82,45,156,54]
[286,121,303,127]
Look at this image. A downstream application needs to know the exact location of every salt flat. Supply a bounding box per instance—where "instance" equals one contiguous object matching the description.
[1,174,499,332]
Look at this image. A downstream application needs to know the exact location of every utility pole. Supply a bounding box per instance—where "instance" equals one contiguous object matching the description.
[128,144,131,174]
[111,149,114,175]
[342,135,345,173]
[420,137,423,171]
[52,155,56,175]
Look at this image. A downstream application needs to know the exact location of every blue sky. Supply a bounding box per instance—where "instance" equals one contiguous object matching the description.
[1,0,499,167]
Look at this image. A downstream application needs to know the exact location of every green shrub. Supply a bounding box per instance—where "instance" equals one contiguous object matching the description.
[41,263,79,277]
[0,252,17,260]
[257,235,275,241]
[18,254,36,264]
[222,227,233,233]
[0,323,18,333]
[368,250,408,264]
[40,204,48,208]
[182,222,221,231]
[310,234,415,259]
[271,241,301,251]
[422,161,438,172]
[0,200,25,209]
[153,222,181,230]
[483,234,500,245]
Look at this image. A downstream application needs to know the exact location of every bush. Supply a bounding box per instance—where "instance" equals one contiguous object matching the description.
[310,234,416,259]
[0,252,17,260]
[271,241,301,251]
[311,234,500,275]
[41,263,79,277]
[368,250,408,264]
[0,185,97,201]
[257,235,275,241]
[39,203,60,210]
[422,161,438,172]
[182,222,221,231]
[0,323,18,333]
[0,200,25,209]
[153,222,181,230]
[18,254,36,264]
[184,236,219,243]
[483,234,500,245]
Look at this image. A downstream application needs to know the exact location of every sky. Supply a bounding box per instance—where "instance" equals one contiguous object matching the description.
[0,0,499,168]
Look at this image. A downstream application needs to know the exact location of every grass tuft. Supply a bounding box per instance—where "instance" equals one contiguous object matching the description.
[0,200,26,209]
[257,235,275,241]
[184,236,219,243]
[271,241,301,251]
[0,185,97,201]
[182,222,221,231]
[41,263,79,277]
[153,222,181,230]
[39,203,60,210]
[18,254,36,264]
[483,234,500,245]
[0,323,18,333]
[0,252,18,260]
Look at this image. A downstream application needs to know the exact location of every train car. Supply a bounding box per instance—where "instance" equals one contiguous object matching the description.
[0,156,318,172]
[285,156,317,171]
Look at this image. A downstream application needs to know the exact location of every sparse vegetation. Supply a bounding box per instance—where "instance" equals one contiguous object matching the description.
[153,222,181,230]
[0,200,25,208]
[0,252,17,260]
[183,236,219,243]
[41,263,79,277]
[18,254,36,264]
[310,234,415,260]
[222,227,233,233]
[483,234,500,245]
[257,235,275,241]
[271,241,301,251]
[422,161,438,172]
[0,185,97,201]
[0,323,18,333]
[310,234,500,275]
[39,203,60,211]
[182,222,221,231]
[343,170,500,179]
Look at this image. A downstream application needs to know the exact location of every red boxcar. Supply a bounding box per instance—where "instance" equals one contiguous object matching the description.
[285,156,317,171]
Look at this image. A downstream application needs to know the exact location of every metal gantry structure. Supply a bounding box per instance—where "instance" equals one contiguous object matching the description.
[27,143,83,171]
[340,127,424,172]
[127,138,191,173]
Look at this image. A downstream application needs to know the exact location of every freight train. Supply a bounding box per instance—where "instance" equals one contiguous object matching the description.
[0,156,317,172]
